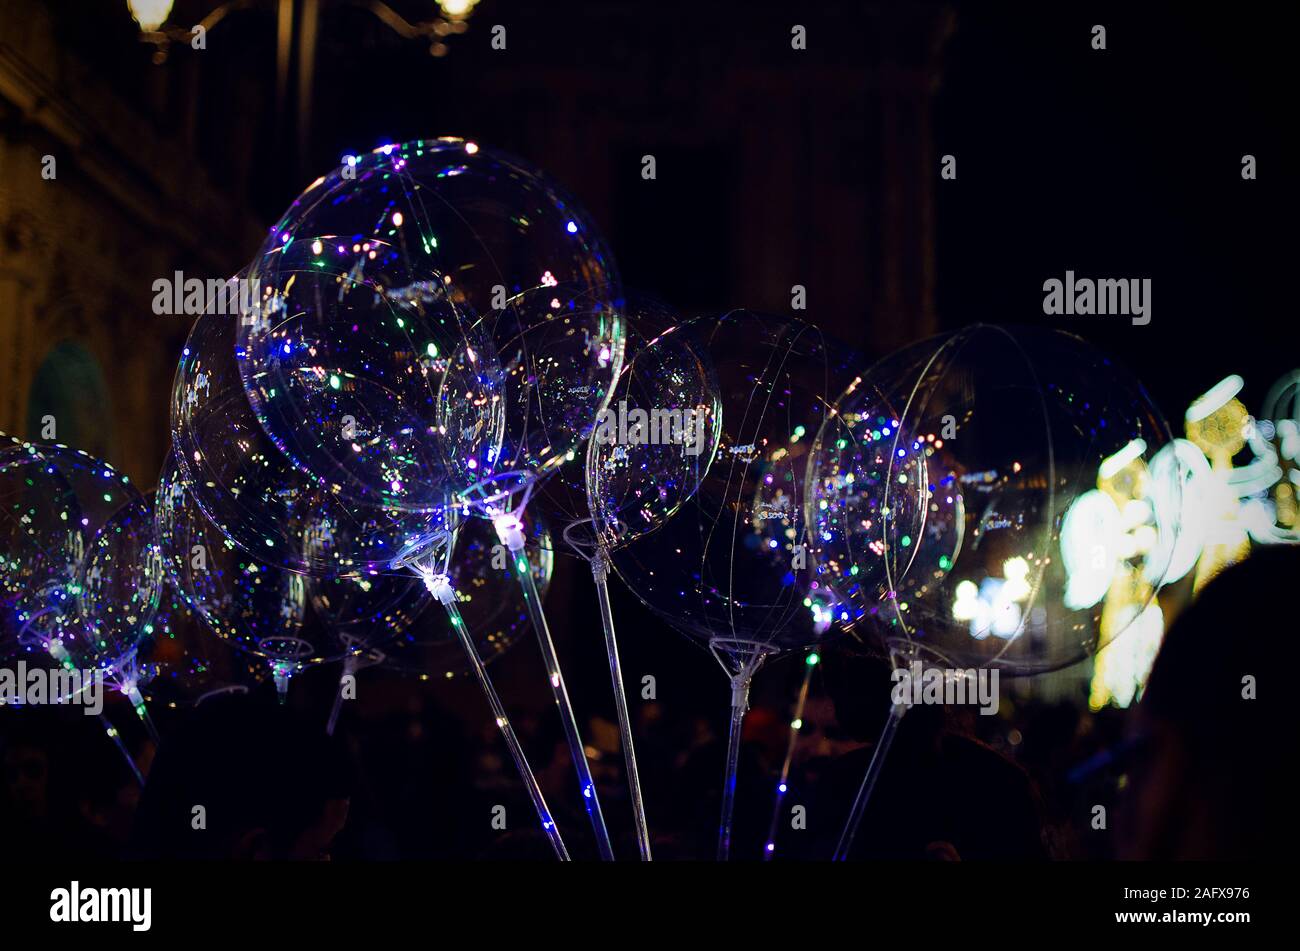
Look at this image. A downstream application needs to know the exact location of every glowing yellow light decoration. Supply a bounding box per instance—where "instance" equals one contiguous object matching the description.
[1185,376,1253,593]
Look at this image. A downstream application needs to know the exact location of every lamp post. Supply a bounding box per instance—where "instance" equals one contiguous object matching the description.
[125,0,478,180]
[127,0,477,62]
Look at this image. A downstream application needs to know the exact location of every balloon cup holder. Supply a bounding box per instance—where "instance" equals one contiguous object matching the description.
[458,471,537,521]
[560,517,613,556]
[257,637,314,661]
[393,528,456,575]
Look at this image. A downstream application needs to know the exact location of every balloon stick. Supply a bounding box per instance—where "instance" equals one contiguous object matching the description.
[591,547,652,860]
[763,650,818,860]
[425,571,571,861]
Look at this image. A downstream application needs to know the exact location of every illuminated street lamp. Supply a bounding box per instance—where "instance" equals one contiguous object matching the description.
[125,0,475,63]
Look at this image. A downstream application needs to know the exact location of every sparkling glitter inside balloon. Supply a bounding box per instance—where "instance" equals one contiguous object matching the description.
[0,442,150,692]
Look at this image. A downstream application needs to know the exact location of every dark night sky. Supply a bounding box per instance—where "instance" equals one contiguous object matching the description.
[932,2,1296,423]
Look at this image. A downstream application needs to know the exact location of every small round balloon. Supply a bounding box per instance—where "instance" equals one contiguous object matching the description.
[584,298,722,550]
[0,441,149,693]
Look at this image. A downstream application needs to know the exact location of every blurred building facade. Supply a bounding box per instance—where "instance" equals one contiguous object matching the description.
[1,0,950,486]
[0,0,260,485]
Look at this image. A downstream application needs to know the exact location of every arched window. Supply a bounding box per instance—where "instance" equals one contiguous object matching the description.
[24,341,115,460]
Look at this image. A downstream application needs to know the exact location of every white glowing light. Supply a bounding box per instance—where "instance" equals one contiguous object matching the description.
[128,0,173,32]
[1001,556,1032,601]
[1186,375,1245,424]
[1099,438,1147,480]
[952,580,980,621]
[1059,489,1122,610]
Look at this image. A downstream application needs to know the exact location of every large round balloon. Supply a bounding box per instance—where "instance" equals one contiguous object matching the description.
[610,312,858,665]
[809,325,1179,674]
[238,138,621,512]
[174,301,449,576]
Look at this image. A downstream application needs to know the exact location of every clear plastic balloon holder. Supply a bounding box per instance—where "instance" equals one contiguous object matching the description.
[0,137,1192,863]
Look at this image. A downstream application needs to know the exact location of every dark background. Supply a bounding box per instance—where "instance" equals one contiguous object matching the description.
[47,0,1298,408]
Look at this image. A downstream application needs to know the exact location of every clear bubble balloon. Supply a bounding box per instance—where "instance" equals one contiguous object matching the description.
[238,252,496,512]
[239,138,621,512]
[809,325,1179,674]
[526,292,713,552]
[174,303,450,576]
[805,369,928,646]
[155,454,327,692]
[0,441,148,691]
[584,297,721,550]
[482,281,626,493]
[611,312,859,663]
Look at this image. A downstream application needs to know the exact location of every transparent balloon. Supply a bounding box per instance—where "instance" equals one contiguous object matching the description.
[156,454,332,693]
[174,302,450,576]
[584,297,721,550]
[808,325,1180,675]
[239,138,621,511]
[805,369,928,647]
[0,441,149,692]
[520,293,712,551]
[611,312,859,662]
[481,281,626,495]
